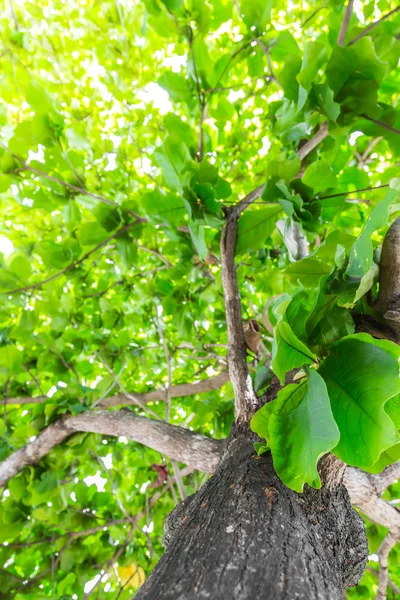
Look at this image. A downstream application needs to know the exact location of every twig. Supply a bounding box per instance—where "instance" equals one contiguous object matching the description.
[337,0,354,46]
[297,122,329,161]
[8,0,19,29]
[318,183,389,200]
[0,222,140,295]
[254,38,281,87]
[91,452,134,523]
[3,370,231,407]
[348,6,400,46]
[153,312,172,422]
[91,364,125,409]
[171,459,187,501]
[4,147,144,221]
[96,353,161,420]
[365,566,400,595]
[82,467,194,598]
[204,77,268,93]
[361,114,400,136]
[376,533,397,600]
[372,460,400,495]
[135,243,172,267]
[357,136,383,168]
[154,309,187,500]
[22,364,44,396]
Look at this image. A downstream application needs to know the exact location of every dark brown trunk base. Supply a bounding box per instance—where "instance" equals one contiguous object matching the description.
[136,432,368,600]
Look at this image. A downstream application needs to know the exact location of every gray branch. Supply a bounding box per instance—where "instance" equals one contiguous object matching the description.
[0,410,223,487]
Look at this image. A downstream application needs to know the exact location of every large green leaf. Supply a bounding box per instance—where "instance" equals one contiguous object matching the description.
[272,319,316,382]
[302,160,337,194]
[251,369,340,492]
[158,72,192,104]
[345,186,399,278]
[284,258,331,287]
[318,334,400,468]
[154,136,192,190]
[236,205,282,254]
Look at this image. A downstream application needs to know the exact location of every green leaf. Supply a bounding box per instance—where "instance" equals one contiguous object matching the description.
[284,258,331,287]
[239,0,275,28]
[115,233,138,266]
[254,441,269,456]
[326,38,386,95]
[251,370,340,492]
[154,136,191,190]
[272,319,316,383]
[158,73,192,103]
[236,205,282,254]
[141,189,185,224]
[302,160,337,194]
[77,222,108,246]
[318,335,400,468]
[345,187,399,279]
[189,223,207,259]
[0,345,22,373]
[313,84,340,121]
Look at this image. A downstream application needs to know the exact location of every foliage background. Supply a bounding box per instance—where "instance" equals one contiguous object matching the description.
[0,0,399,597]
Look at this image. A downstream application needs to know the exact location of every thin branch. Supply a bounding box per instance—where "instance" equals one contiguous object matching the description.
[187,26,206,162]
[91,451,134,523]
[365,566,400,595]
[297,121,329,161]
[154,313,173,422]
[348,6,400,46]
[231,120,329,215]
[376,533,397,600]
[8,0,19,29]
[318,184,389,200]
[22,364,45,396]
[82,466,193,599]
[221,210,258,423]
[254,38,281,87]
[204,76,268,93]
[135,243,172,267]
[95,352,161,420]
[154,309,187,500]
[0,222,139,295]
[337,0,354,46]
[344,466,400,536]
[198,102,207,162]
[357,136,383,168]
[373,461,400,495]
[0,409,223,487]
[3,371,230,406]
[361,114,400,136]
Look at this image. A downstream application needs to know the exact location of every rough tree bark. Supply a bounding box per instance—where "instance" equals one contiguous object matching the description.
[135,186,370,600]
[136,428,367,600]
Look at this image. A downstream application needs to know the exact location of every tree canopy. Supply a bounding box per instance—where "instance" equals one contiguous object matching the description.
[0,0,400,598]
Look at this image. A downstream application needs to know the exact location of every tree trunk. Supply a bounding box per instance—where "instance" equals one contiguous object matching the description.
[135,428,368,600]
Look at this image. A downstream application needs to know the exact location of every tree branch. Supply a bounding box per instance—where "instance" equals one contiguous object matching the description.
[0,222,140,296]
[220,120,329,422]
[344,466,400,536]
[376,533,397,600]
[6,149,142,219]
[297,121,329,161]
[4,371,230,407]
[366,566,400,596]
[220,210,258,423]
[337,0,354,46]
[0,410,223,487]
[348,6,400,46]
[377,215,400,338]
[361,114,400,136]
